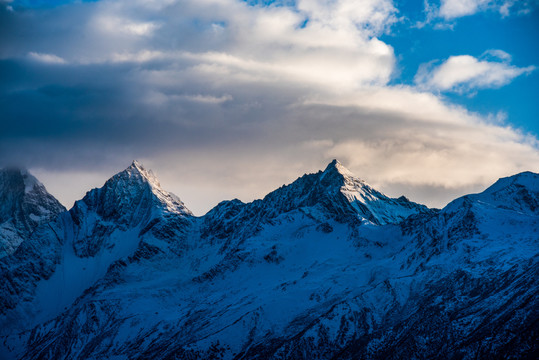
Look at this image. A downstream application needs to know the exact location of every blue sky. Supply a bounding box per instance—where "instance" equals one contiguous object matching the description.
[385,0,539,135]
[0,0,538,214]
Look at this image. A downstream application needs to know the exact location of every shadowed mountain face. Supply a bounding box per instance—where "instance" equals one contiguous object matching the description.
[0,161,537,360]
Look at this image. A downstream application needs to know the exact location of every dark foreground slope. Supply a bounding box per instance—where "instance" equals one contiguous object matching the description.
[0,162,537,359]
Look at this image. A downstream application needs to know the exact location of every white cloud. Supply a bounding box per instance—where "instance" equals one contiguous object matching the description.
[434,0,531,21]
[36,0,398,90]
[85,0,397,90]
[439,0,491,19]
[415,54,535,93]
[27,52,67,64]
[483,49,512,62]
[145,91,233,105]
[296,0,398,36]
[182,94,233,104]
[93,16,161,36]
[108,50,165,64]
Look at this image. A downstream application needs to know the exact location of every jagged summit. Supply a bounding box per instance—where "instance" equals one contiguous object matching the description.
[103,160,166,197]
[210,160,431,227]
[112,160,163,190]
[322,159,356,179]
[323,159,343,172]
[318,160,430,225]
[77,161,192,221]
[319,160,365,190]
[319,159,375,192]
[0,167,42,196]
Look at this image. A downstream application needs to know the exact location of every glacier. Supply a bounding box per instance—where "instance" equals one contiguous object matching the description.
[0,160,537,359]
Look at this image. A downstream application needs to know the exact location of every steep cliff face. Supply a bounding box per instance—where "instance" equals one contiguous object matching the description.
[0,163,537,360]
[0,168,65,258]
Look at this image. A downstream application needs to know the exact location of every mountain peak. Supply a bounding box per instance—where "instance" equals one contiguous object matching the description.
[321,159,358,182]
[484,171,539,195]
[122,160,161,188]
[77,161,192,224]
[128,160,146,174]
[454,171,539,216]
[0,167,62,203]
[254,160,431,226]
[327,159,341,167]
[0,167,38,194]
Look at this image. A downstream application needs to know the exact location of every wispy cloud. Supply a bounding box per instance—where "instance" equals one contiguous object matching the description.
[28,52,67,64]
[419,0,536,26]
[414,53,535,93]
[92,16,161,36]
[439,0,492,19]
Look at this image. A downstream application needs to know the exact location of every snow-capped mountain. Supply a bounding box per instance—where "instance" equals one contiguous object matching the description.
[0,168,65,258]
[0,161,537,359]
[259,159,431,225]
[201,159,431,244]
[0,161,192,336]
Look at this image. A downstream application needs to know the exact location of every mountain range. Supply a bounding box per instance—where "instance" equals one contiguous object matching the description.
[0,160,537,359]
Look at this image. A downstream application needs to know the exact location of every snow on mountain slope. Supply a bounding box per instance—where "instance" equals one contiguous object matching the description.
[0,161,193,338]
[0,168,65,258]
[2,211,406,360]
[0,164,537,360]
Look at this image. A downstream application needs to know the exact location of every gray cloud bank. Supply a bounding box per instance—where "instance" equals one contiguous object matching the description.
[0,1,538,214]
